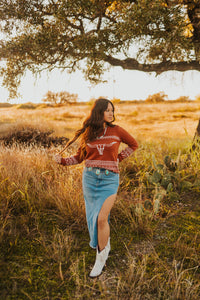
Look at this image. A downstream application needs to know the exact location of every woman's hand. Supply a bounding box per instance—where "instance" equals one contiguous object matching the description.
[54,154,62,164]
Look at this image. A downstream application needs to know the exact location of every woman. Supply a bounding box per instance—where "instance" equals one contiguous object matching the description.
[54,98,138,277]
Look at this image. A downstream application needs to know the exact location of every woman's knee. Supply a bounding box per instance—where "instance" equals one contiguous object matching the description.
[98,214,108,228]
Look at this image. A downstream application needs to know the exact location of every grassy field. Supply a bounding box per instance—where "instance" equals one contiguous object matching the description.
[0,101,200,299]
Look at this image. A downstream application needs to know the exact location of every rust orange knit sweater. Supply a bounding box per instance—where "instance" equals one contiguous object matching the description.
[61,125,138,173]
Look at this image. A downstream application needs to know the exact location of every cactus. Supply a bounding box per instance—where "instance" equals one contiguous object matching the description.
[164,155,177,171]
[146,170,162,184]
[152,186,167,215]
[166,182,173,192]
[193,179,200,191]
[152,171,162,183]
[161,174,172,189]
[169,161,177,171]
[135,203,144,216]
[157,164,164,170]
[180,180,193,191]
[168,191,180,201]
[144,152,194,215]
[153,198,160,214]
[152,154,158,170]
[144,200,153,210]
[164,155,171,167]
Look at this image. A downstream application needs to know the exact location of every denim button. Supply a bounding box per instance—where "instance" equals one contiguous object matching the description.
[105,170,109,175]
[88,167,92,171]
[95,169,100,175]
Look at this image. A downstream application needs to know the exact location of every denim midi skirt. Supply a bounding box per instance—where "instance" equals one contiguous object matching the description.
[82,167,119,249]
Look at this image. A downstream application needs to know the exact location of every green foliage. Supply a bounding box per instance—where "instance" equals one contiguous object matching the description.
[144,151,200,212]
[121,146,200,221]
[0,0,199,97]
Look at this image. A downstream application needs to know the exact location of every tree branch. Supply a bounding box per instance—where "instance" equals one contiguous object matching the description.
[97,15,102,31]
[105,56,200,73]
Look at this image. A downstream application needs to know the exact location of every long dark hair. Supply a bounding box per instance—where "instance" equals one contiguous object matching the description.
[62,98,115,157]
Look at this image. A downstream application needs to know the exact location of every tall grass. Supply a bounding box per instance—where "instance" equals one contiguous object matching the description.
[0,138,200,299]
[0,145,85,224]
[0,102,200,298]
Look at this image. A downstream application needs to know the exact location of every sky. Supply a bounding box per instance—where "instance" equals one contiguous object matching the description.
[0,65,200,103]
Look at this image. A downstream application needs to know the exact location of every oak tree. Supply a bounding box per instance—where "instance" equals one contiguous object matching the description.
[0,0,200,98]
[42,90,78,104]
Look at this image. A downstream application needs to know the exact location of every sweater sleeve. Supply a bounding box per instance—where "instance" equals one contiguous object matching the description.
[117,126,138,162]
[61,147,84,166]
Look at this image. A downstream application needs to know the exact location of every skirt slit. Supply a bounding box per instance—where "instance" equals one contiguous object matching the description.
[82,167,119,249]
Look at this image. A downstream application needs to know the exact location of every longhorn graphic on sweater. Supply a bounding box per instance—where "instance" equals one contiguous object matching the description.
[87,141,117,155]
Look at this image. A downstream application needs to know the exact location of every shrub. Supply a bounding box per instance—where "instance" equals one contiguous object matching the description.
[36,103,53,109]
[86,98,96,106]
[0,125,69,148]
[87,96,113,106]
[0,102,13,108]
[112,98,121,104]
[175,96,191,102]
[62,112,77,118]
[16,102,36,109]
[42,91,78,104]
[195,94,200,102]
[128,111,138,117]
[145,92,167,103]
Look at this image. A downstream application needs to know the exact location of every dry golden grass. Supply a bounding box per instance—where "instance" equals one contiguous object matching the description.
[0,101,199,141]
[0,101,200,299]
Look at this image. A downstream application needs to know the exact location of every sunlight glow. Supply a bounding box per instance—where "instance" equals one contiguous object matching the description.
[0,67,200,103]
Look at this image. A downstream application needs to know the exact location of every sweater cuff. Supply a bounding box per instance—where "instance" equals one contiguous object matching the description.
[118,154,123,162]
[118,147,134,162]
[61,156,79,166]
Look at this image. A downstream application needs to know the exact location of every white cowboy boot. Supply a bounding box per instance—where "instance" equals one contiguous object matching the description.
[89,238,110,278]
[105,237,110,259]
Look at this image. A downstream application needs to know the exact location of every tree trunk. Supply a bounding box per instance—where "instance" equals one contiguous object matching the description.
[187,2,200,61]
[192,118,200,150]
[195,119,200,137]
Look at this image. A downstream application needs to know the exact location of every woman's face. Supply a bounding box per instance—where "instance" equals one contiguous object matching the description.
[104,103,114,123]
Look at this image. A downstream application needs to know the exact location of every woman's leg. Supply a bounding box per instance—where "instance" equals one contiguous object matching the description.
[89,193,117,277]
[97,193,117,251]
